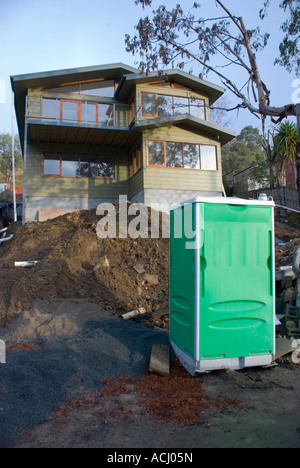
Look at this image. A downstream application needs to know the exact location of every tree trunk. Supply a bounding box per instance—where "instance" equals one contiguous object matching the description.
[268,160,275,189]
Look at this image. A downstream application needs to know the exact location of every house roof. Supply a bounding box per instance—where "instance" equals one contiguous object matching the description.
[115,69,225,105]
[134,114,236,146]
[11,63,138,149]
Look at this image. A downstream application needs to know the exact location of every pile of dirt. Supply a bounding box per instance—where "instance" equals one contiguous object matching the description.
[0,204,169,327]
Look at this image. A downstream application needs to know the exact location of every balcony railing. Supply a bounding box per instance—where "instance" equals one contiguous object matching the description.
[26,96,135,129]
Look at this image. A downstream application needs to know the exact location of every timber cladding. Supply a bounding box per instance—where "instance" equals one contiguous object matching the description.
[142,127,222,192]
[25,143,130,199]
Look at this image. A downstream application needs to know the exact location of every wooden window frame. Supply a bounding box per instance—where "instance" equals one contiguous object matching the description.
[147,140,217,171]
[141,92,206,120]
[43,152,115,179]
[60,100,82,124]
[130,145,142,178]
[147,140,166,168]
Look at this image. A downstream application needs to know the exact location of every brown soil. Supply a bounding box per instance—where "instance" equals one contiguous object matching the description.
[0,204,169,327]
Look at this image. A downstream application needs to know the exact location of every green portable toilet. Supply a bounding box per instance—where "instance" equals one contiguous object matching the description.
[169,196,275,374]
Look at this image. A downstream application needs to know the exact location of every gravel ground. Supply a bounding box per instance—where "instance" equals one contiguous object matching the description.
[0,298,299,449]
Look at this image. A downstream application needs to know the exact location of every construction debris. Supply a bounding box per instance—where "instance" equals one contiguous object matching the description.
[149,343,170,376]
[14,261,39,268]
[122,307,147,320]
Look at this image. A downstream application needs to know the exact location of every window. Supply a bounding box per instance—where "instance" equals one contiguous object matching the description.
[43,80,115,97]
[148,141,165,166]
[157,95,173,117]
[61,154,79,177]
[148,141,217,170]
[200,145,217,170]
[150,81,193,90]
[166,142,183,168]
[98,103,114,126]
[130,146,142,177]
[189,98,205,120]
[184,144,200,169]
[42,99,115,126]
[79,155,97,178]
[82,102,97,124]
[141,92,206,119]
[80,80,115,97]
[173,96,189,115]
[142,93,157,116]
[61,101,79,123]
[42,99,60,121]
[43,153,115,178]
[44,153,60,175]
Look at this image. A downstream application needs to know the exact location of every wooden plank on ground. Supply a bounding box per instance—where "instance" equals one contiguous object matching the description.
[38,209,71,222]
[149,343,170,376]
[275,337,293,359]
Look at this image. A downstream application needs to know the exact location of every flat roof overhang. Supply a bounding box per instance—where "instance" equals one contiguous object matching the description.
[11,63,138,150]
[27,121,138,148]
[116,70,225,105]
[134,114,236,146]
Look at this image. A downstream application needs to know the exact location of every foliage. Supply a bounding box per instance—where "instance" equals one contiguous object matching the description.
[275,121,298,161]
[222,126,266,175]
[260,0,300,76]
[274,120,298,185]
[0,133,23,183]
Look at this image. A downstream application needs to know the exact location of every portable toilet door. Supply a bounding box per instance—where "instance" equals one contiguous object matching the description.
[169,196,276,375]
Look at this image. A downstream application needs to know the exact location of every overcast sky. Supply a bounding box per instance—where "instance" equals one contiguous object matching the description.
[0,0,298,136]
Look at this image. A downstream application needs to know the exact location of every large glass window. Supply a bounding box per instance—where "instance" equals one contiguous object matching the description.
[98,156,115,178]
[61,154,79,177]
[157,95,173,117]
[141,93,206,119]
[80,155,98,178]
[184,144,200,169]
[61,101,78,123]
[82,102,97,124]
[44,80,115,97]
[148,141,165,166]
[44,153,60,175]
[200,146,217,170]
[98,103,114,126]
[42,99,60,121]
[142,93,157,116]
[80,80,115,97]
[43,153,114,178]
[173,96,189,115]
[45,84,79,94]
[190,98,205,120]
[166,142,183,168]
[147,141,217,170]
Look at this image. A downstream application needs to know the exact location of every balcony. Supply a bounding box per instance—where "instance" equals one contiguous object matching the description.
[27,96,134,128]
[26,96,138,147]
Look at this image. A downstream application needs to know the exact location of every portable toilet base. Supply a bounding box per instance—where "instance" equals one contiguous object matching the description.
[169,197,276,375]
[171,342,274,375]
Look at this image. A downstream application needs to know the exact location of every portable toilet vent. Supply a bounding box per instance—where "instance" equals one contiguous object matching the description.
[169,196,275,374]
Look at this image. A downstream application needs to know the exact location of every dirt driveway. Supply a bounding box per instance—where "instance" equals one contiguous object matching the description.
[0,298,299,449]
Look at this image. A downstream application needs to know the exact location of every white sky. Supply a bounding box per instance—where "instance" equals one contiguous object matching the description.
[0,0,298,136]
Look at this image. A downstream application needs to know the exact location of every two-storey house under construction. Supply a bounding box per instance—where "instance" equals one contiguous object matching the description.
[11,63,236,222]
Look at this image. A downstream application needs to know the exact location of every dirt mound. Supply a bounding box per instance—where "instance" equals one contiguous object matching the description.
[0,205,169,327]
